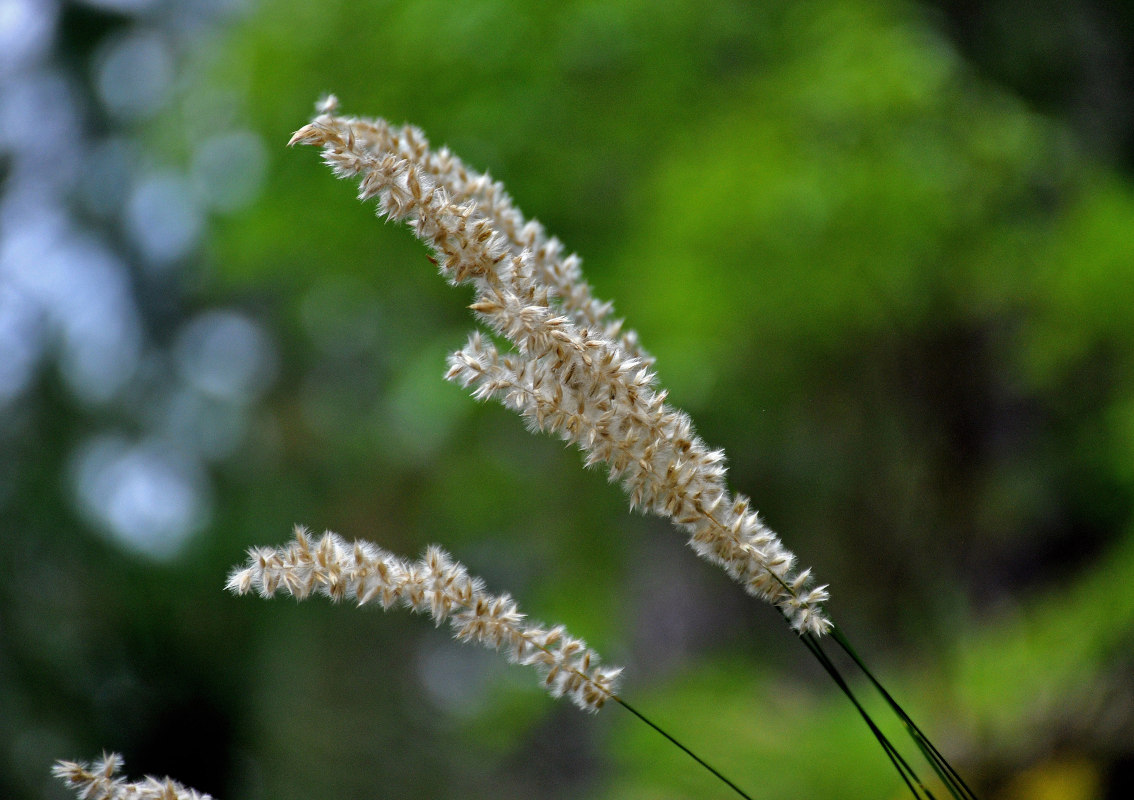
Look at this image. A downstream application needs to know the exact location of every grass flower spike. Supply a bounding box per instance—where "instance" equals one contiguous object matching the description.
[227,527,622,712]
[53,754,213,800]
[288,95,831,636]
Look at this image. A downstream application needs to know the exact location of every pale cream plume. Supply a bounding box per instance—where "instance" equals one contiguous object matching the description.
[289,97,831,635]
[227,527,622,712]
[53,754,214,800]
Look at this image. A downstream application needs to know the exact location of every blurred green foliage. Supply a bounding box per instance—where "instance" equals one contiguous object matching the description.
[10,0,1134,799]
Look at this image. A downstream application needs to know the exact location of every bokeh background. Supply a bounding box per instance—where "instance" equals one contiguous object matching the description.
[3,0,1134,798]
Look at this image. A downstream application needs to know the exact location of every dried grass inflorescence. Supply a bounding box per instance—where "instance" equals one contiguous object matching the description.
[227,527,622,712]
[288,96,831,636]
[52,754,213,800]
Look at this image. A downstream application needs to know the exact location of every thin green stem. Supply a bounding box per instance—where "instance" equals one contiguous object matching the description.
[613,695,755,800]
[828,626,979,800]
[799,632,935,799]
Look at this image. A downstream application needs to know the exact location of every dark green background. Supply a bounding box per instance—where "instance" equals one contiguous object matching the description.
[4,1,1134,798]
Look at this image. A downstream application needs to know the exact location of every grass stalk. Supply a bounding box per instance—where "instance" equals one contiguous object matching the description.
[615,696,756,800]
[797,624,979,799]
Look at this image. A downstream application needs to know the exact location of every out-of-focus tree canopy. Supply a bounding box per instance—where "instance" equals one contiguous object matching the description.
[3,1,1133,799]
